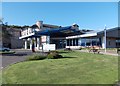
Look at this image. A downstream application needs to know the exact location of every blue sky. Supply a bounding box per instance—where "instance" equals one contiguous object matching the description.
[2,2,118,30]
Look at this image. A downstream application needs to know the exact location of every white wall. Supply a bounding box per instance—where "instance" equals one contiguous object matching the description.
[43,44,56,51]
[66,46,81,49]
[102,36,105,49]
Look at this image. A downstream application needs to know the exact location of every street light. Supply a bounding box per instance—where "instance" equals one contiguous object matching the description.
[104,25,107,53]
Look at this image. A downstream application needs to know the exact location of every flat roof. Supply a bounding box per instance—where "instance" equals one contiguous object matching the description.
[97,27,120,38]
[66,32,97,39]
[66,27,120,39]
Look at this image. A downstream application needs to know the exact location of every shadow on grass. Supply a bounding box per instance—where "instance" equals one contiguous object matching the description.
[2,53,27,56]
[98,53,104,55]
[58,51,74,54]
[58,56,77,59]
[93,53,104,55]
[113,81,120,86]
[88,52,104,55]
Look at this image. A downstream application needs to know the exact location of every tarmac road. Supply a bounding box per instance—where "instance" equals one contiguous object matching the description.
[1,49,39,69]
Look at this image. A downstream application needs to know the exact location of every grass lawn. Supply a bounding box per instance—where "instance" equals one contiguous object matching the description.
[2,50,118,84]
[0,70,2,85]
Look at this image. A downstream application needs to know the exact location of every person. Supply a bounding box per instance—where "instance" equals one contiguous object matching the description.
[32,42,35,52]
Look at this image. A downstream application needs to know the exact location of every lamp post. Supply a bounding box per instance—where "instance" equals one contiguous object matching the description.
[104,25,107,53]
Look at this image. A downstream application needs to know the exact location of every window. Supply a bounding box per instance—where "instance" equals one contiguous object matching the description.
[116,39,120,47]
[35,38,37,47]
[109,41,111,46]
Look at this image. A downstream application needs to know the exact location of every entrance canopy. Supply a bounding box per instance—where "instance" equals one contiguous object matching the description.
[36,26,71,35]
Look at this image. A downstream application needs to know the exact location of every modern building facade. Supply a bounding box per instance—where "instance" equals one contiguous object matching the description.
[19,21,120,51]
[19,21,81,51]
[66,27,120,49]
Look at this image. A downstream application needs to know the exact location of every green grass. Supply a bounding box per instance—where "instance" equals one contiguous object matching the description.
[3,50,118,84]
[0,70,2,85]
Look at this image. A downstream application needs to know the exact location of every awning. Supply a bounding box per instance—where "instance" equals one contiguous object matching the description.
[35,26,77,36]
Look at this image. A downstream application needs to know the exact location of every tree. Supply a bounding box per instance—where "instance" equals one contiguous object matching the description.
[0,17,4,24]
[0,24,12,47]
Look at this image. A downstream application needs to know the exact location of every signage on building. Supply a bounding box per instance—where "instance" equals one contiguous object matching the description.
[41,36,47,43]
[21,28,33,36]
[41,36,50,43]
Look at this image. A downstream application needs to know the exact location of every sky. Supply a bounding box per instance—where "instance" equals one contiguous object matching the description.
[2,2,118,30]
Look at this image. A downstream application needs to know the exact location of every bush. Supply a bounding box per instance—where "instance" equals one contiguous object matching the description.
[47,53,62,59]
[64,48,72,51]
[26,54,47,61]
[48,50,58,54]
[26,51,63,60]
[0,51,15,54]
[47,51,62,59]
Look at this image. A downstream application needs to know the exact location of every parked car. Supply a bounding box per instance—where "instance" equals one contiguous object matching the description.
[0,47,10,52]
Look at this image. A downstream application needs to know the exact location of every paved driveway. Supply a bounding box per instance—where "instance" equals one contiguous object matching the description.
[1,49,35,69]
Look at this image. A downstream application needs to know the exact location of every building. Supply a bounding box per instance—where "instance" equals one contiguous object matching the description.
[19,21,82,51]
[8,28,24,49]
[1,24,24,49]
[66,27,120,49]
[19,21,120,51]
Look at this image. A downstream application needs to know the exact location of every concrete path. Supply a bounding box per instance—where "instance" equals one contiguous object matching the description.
[75,49,119,56]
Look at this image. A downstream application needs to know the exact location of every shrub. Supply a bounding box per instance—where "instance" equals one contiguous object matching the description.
[64,48,72,51]
[0,51,15,54]
[48,50,58,54]
[47,53,62,59]
[47,51,62,59]
[26,54,47,61]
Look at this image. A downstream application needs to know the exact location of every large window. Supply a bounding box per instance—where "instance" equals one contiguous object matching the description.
[79,38,100,46]
[116,39,120,47]
[109,41,111,46]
